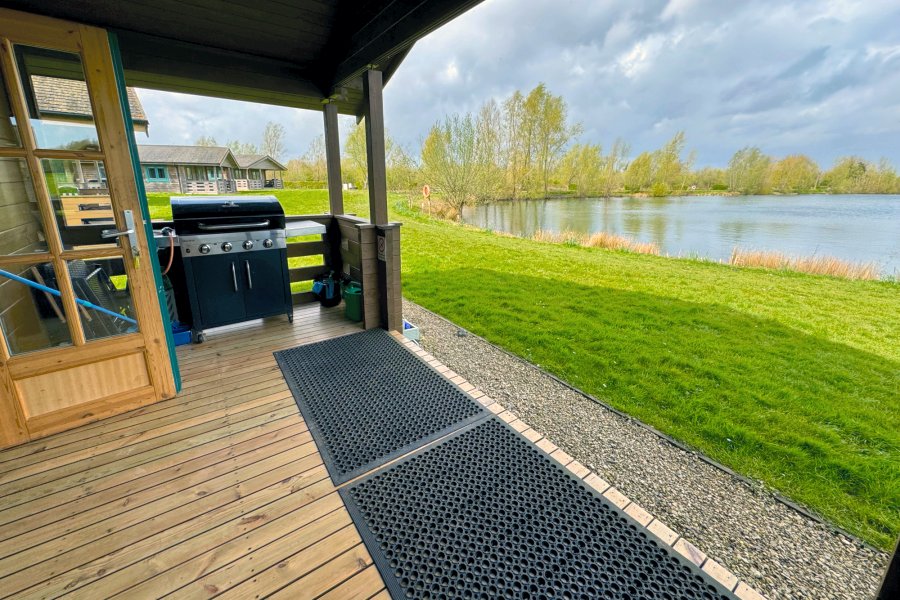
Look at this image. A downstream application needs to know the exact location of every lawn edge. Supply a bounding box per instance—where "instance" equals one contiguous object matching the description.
[403,299,886,555]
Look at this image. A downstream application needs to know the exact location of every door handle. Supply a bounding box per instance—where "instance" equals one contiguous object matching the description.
[101,210,141,258]
[245,260,252,290]
[231,262,238,292]
[100,228,134,238]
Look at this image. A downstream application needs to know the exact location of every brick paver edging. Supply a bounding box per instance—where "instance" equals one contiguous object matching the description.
[390,330,768,600]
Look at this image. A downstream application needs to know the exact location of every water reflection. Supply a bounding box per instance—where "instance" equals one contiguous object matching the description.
[461,195,900,275]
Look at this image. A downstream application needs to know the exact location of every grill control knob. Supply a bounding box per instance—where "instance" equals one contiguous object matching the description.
[263,239,274,249]
[242,240,254,250]
[199,244,211,254]
[222,242,233,252]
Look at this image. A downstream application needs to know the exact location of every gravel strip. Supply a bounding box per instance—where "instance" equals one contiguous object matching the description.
[403,300,889,600]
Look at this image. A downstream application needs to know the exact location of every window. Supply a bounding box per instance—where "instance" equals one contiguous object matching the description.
[145,165,168,182]
[250,169,260,179]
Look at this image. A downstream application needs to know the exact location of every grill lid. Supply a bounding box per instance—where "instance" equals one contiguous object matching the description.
[171,196,284,220]
[171,195,285,234]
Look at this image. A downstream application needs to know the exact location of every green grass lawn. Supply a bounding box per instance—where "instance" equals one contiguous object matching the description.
[148,190,900,549]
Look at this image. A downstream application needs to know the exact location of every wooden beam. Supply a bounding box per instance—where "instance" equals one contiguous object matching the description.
[323,102,344,215]
[117,31,328,111]
[362,70,388,226]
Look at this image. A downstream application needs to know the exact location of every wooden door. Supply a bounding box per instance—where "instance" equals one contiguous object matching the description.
[0,9,176,447]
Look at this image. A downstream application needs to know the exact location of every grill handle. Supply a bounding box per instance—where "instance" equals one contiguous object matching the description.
[245,260,252,290]
[197,220,269,231]
[231,262,238,292]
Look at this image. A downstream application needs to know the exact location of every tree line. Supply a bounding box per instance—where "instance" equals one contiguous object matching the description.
[195,121,286,159]
[198,84,900,205]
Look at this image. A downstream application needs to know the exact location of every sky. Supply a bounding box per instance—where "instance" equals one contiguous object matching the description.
[136,0,900,169]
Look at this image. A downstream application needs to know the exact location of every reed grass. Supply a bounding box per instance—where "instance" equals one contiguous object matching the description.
[531,229,661,255]
[730,248,880,280]
[585,231,661,255]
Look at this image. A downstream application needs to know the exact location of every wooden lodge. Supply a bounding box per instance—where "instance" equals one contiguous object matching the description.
[139,145,287,195]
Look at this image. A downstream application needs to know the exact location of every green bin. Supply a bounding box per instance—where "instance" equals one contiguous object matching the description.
[342,281,363,322]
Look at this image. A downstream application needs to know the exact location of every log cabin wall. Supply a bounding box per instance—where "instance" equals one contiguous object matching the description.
[142,163,182,194]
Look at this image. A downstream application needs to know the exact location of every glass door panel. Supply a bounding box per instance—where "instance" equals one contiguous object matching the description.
[0,157,48,254]
[67,256,139,342]
[0,39,141,353]
[41,157,118,249]
[13,45,100,151]
[0,66,20,147]
[0,260,72,355]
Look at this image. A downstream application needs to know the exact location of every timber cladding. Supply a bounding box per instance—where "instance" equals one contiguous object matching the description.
[336,215,380,329]
[0,115,50,354]
[0,155,40,257]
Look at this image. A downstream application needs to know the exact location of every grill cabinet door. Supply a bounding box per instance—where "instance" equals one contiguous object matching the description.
[242,253,288,319]
[193,254,246,327]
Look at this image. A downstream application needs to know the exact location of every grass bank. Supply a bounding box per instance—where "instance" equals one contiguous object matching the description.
[147,190,899,549]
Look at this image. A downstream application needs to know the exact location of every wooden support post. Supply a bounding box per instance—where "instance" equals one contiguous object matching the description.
[376,223,402,332]
[358,223,381,329]
[362,69,388,225]
[323,102,344,215]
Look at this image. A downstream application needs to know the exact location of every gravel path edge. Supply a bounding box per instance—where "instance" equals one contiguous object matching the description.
[402,299,890,599]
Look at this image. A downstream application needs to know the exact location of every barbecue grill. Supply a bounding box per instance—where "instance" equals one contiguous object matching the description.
[171,196,292,343]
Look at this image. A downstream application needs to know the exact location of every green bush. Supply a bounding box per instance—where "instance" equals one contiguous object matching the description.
[651,182,669,197]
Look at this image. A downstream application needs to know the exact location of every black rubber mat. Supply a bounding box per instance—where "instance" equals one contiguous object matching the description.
[341,417,738,600]
[275,329,488,484]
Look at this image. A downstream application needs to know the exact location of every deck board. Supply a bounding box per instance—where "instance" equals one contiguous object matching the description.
[0,304,386,599]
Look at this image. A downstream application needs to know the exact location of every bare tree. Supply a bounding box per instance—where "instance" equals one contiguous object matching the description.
[194,135,218,147]
[343,122,368,188]
[600,138,630,198]
[261,121,286,159]
[226,140,259,154]
[302,134,326,181]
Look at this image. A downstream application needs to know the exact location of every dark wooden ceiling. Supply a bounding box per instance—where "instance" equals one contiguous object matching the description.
[1,0,484,114]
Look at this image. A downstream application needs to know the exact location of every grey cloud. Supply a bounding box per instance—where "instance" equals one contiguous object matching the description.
[137,0,900,169]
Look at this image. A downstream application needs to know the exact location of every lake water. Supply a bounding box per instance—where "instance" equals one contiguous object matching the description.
[461,195,900,276]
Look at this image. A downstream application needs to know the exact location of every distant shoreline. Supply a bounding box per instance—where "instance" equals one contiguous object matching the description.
[532,191,900,201]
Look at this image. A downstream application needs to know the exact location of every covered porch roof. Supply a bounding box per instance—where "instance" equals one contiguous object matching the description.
[137,144,240,168]
[235,154,288,171]
[4,0,485,115]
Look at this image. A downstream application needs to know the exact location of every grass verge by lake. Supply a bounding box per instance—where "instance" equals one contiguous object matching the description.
[148,190,899,550]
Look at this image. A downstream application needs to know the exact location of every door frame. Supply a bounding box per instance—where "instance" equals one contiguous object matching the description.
[0,9,176,447]
[109,31,181,394]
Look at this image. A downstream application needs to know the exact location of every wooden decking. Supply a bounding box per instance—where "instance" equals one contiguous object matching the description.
[0,304,388,599]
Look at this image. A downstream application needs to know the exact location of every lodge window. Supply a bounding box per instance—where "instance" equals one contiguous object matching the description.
[145,165,168,181]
